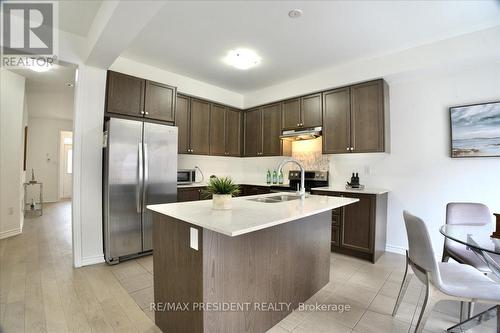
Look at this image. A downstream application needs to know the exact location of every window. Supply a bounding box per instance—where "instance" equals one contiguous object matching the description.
[67,148,72,174]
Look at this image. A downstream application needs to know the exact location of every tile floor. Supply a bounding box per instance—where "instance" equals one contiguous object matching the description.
[0,201,497,332]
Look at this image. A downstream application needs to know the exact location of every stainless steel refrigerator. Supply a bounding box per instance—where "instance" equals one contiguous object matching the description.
[103,117,177,264]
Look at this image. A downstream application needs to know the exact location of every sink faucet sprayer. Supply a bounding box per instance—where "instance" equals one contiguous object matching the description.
[276,158,306,197]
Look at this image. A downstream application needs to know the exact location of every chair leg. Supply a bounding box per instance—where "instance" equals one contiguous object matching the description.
[441,247,450,262]
[468,302,474,318]
[392,253,411,316]
[414,281,438,333]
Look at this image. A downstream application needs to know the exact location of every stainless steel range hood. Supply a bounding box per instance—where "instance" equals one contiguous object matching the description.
[280,127,322,141]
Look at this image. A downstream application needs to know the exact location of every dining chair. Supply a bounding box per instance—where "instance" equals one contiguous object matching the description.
[392,211,500,333]
[442,202,493,273]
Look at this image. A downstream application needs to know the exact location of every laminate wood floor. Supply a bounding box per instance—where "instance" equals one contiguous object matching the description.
[0,201,496,332]
[0,201,160,333]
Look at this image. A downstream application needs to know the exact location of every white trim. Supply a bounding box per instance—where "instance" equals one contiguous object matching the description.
[386,243,443,262]
[0,227,22,240]
[385,243,407,255]
[72,65,83,268]
[81,254,105,266]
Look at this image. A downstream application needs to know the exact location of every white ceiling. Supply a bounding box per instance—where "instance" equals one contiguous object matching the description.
[121,0,500,93]
[10,63,77,120]
[59,0,102,37]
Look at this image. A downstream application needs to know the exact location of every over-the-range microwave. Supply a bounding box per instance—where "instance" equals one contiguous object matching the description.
[177,169,196,184]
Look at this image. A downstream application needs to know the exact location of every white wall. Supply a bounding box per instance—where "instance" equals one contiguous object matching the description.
[25,83,75,120]
[178,155,288,184]
[0,70,26,239]
[110,57,244,108]
[26,117,73,202]
[327,63,500,254]
[72,65,107,265]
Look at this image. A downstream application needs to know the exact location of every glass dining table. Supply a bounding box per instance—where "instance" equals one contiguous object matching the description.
[440,224,500,332]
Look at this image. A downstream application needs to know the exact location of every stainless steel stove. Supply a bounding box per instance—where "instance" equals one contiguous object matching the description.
[271,170,328,192]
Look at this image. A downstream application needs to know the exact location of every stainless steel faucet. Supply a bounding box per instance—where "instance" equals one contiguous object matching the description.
[277,158,306,197]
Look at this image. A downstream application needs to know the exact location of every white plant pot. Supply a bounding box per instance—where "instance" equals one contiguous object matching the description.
[212,194,232,210]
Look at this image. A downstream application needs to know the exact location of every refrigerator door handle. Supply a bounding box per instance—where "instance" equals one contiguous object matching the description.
[137,143,143,213]
[143,143,149,210]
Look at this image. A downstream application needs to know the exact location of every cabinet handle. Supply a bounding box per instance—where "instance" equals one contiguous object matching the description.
[145,111,149,115]
[140,110,145,115]
[346,147,350,151]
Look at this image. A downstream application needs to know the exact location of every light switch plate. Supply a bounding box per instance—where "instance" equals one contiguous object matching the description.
[190,227,198,250]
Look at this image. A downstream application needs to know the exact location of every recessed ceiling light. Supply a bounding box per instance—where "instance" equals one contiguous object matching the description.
[223,48,261,70]
[288,9,303,18]
[30,63,52,72]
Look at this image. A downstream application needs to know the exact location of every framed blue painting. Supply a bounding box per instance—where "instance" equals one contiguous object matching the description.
[450,101,500,158]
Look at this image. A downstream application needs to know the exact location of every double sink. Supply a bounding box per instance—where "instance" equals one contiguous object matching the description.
[247,194,303,203]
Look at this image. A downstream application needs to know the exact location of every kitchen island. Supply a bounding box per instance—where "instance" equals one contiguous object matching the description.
[147,193,358,333]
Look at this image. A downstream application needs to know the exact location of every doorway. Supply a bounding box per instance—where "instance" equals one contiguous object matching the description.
[60,131,73,199]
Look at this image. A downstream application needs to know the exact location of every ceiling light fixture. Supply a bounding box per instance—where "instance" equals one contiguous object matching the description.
[29,63,52,73]
[288,9,303,18]
[223,48,261,70]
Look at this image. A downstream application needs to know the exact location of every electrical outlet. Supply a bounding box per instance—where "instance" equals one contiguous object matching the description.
[8,207,14,215]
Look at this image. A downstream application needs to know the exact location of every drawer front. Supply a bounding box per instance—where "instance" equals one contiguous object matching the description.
[331,225,340,246]
[332,213,342,226]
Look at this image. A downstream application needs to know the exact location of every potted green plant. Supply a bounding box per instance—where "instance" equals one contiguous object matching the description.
[204,176,240,210]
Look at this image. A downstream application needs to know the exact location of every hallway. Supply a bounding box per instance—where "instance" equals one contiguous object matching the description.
[0,201,159,333]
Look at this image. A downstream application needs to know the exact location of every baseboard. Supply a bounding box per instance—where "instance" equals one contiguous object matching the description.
[385,244,407,255]
[81,254,105,266]
[386,244,442,261]
[0,227,22,240]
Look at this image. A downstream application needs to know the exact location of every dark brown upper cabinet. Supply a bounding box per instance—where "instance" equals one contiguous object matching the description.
[144,81,176,122]
[209,104,241,157]
[189,99,210,155]
[322,87,351,154]
[301,93,322,128]
[225,108,241,157]
[243,108,262,157]
[176,94,190,154]
[262,103,282,156]
[282,98,301,129]
[322,79,387,154]
[209,104,226,156]
[282,93,322,129]
[106,71,145,117]
[350,80,386,153]
[106,71,176,122]
[176,95,210,155]
[244,104,291,157]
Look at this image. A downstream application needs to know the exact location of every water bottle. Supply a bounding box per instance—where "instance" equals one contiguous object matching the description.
[278,170,284,184]
[272,170,277,184]
[266,170,271,184]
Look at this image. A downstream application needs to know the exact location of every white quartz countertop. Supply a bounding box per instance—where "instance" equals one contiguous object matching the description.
[311,186,389,195]
[147,192,358,237]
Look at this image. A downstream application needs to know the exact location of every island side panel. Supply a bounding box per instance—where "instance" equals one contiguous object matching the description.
[202,211,331,333]
[153,213,204,333]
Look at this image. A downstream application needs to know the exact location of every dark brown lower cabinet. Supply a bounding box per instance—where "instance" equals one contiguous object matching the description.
[177,185,271,202]
[311,190,388,263]
[177,187,212,202]
[239,185,272,196]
